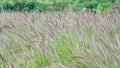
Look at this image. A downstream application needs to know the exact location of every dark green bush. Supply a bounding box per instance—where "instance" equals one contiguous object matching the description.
[13,2,25,11]
[0,1,14,11]
[81,1,98,12]
[23,2,39,11]
[52,3,67,11]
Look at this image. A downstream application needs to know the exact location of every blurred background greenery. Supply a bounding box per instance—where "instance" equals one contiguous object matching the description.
[0,0,120,13]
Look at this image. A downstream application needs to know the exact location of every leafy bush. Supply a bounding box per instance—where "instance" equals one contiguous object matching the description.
[13,2,25,11]
[97,2,112,13]
[0,1,14,11]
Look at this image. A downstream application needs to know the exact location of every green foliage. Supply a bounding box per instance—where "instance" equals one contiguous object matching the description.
[0,1,14,11]
[0,48,7,68]
[0,0,119,12]
[27,59,39,68]
[56,35,72,64]
[97,2,112,13]
[34,46,50,67]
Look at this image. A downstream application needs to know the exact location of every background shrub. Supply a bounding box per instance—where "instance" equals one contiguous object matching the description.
[0,0,119,13]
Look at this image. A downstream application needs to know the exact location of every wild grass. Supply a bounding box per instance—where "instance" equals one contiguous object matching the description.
[0,11,120,68]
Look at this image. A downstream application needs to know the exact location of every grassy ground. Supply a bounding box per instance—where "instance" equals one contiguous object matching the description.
[0,11,120,68]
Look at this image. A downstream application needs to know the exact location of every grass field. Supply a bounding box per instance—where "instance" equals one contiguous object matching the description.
[0,11,120,68]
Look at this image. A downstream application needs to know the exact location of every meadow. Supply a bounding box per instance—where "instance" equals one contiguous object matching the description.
[0,11,120,68]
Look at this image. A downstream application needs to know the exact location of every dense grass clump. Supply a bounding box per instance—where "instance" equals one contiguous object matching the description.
[0,11,120,68]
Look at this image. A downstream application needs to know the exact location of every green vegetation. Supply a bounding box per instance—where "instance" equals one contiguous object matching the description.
[0,0,120,13]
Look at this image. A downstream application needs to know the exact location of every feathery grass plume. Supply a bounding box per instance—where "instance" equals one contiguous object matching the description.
[0,10,120,68]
